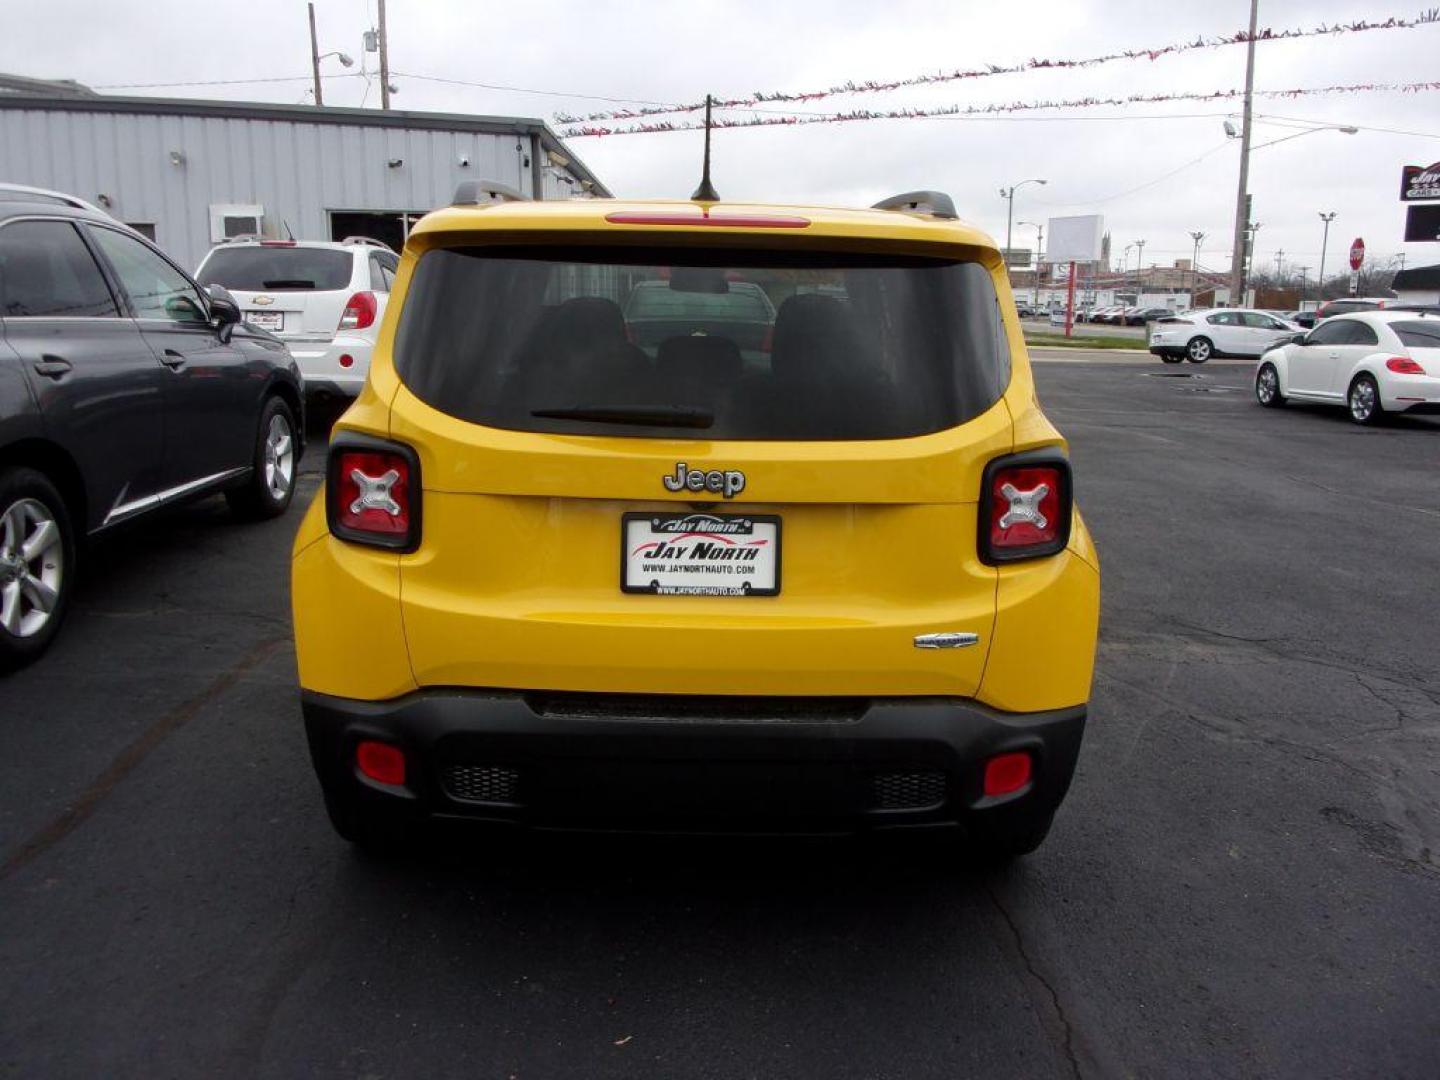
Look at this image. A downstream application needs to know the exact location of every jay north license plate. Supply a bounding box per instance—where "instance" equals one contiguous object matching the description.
[622,512,781,596]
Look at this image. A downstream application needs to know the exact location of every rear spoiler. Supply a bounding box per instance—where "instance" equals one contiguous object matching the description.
[453,181,530,207]
[872,190,958,221]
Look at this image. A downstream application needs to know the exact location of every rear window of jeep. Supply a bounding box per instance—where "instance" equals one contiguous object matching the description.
[394,245,1010,441]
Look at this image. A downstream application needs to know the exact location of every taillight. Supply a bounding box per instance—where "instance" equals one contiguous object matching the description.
[326,436,421,551]
[979,452,1072,564]
[1386,356,1425,374]
[339,291,378,331]
[760,326,774,352]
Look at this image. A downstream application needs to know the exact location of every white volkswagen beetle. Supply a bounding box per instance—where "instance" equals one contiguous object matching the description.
[1254,311,1440,425]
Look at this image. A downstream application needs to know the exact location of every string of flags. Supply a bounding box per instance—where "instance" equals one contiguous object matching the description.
[554,10,1440,127]
[560,80,1440,139]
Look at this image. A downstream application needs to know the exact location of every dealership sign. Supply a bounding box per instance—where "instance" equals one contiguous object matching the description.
[1400,162,1440,202]
[1403,204,1440,242]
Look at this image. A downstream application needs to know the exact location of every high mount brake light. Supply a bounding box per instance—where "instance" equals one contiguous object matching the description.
[1386,356,1425,374]
[326,438,422,551]
[339,291,378,331]
[604,211,811,228]
[979,453,1072,564]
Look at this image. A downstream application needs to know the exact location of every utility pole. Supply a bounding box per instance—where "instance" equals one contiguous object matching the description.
[308,3,324,107]
[1274,248,1285,278]
[1135,239,1147,293]
[378,0,391,110]
[1227,0,1260,306]
[1297,266,1310,305]
[1188,231,1206,304]
[1317,211,1336,302]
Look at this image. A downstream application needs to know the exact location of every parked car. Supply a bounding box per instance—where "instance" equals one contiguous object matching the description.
[623,278,775,365]
[1314,297,1394,320]
[1124,306,1173,326]
[1014,302,1039,318]
[1148,308,1300,363]
[195,237,398,403]
[0,184,305,669]
[1089,306,1121,324]
[292,184,1100,860]
[1254,311,1440,424]
[1284,309,1318,329]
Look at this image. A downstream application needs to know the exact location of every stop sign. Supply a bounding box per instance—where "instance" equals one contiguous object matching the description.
[1349,238,1365,271]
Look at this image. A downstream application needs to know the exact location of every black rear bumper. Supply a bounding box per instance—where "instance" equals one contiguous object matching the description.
[302,689,1086,835]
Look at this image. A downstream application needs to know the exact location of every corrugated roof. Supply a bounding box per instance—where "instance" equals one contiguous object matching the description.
[0,84,610,196]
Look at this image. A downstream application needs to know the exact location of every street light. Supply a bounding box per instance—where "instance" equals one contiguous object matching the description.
[1000,179,1047,273]
[1224,106,1357,304]
[1317,212,1337,304]
[307,1,354,107]
[1188,231,1206,304]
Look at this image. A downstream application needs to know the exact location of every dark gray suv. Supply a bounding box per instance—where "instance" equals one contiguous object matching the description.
[0,185,305,669]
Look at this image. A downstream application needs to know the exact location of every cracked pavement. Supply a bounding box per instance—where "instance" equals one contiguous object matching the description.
[1,367,1438,1078]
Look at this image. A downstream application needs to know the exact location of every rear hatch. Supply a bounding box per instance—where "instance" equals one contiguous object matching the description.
[196,244,353,342]
[387,242,1016,697]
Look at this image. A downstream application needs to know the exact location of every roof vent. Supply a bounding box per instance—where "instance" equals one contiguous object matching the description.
[872,191,958,220]
[452,181,530,207]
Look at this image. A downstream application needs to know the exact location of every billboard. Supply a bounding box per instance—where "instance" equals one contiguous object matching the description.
[1000,247,1033,269]
[1043,215,1105,263]
[1403,204,1440,242]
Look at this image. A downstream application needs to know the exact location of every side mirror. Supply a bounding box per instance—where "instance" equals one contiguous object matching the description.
[207,284,241,341]
[1291,332,1307,345]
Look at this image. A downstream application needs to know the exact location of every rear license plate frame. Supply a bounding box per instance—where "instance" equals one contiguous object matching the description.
[246,311,284,331]
[621,512,781,597]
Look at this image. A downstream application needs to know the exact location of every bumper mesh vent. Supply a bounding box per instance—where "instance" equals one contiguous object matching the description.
[871,771,947,811]
[443,764,521,804]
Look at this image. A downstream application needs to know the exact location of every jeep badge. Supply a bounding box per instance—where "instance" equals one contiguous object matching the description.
[662,462,746,499]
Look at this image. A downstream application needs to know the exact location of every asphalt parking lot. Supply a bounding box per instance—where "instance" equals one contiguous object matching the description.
[2,364,1437,1079]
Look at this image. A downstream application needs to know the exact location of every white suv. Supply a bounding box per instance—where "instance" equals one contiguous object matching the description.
[196,237,398,400]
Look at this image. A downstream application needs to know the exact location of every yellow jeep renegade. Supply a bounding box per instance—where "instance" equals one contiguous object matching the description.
[291,183,1100,859]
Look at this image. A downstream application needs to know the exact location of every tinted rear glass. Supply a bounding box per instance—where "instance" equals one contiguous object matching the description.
[1392,320,1440,349]
[394,246,1010,441]
[196,247,351,291]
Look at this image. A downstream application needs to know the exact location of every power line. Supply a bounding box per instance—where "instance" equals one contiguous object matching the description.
[94,73,366,90]
[392,71,685,110]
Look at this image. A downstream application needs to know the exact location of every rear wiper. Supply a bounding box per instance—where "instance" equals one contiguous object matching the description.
[260,279,315,289]
[531,405,714,429]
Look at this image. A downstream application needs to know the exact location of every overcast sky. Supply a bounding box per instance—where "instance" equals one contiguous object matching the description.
[5,0,1438,278]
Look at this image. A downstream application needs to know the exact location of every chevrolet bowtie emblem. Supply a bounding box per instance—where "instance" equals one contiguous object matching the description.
[252,295,275,306]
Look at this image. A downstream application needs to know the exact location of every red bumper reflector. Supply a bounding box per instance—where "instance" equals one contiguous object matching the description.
[984,752,1033,797]
[356,740,406,785]
[338,353,354,368]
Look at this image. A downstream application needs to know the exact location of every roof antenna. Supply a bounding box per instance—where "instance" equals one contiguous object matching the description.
[690,94,720,202]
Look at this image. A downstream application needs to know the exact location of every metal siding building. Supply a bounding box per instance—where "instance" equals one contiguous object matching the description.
[0,92,610,271]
